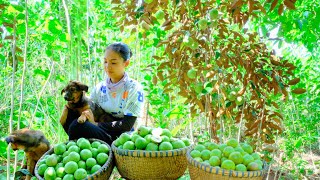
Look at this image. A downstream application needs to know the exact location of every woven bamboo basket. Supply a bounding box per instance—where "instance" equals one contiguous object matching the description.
[111,142,192,180]
[34,138,114,180]
[187,149,267,180]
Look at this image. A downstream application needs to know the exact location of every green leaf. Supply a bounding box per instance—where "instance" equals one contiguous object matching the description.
[144,74,152,81]
[294,139,303,148]
[48,20,62,34]
[16,23,26,34]
[7,5,22,13]
[261,25,267,37]
[16,13,25,20]
[60,33,70,42]
[34,68,50,78]
[41,33,54,42]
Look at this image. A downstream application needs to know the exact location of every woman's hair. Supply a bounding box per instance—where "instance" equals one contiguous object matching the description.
[106,42,132,61]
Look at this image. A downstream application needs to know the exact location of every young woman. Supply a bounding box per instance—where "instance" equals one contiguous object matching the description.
[64,42,144,145]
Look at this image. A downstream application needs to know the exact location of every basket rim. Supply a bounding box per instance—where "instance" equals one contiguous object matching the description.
[186,148,267,178]
[34,138,113,180]
[111,141,193,157]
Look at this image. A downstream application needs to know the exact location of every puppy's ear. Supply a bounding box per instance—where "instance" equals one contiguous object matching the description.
[79,84,89,92]
[61,88,65,95]
[74,81,88,92]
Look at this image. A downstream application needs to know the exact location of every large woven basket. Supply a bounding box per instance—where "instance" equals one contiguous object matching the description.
[187,149,267,180]
[111,142,191,180]
[34,138,114,180]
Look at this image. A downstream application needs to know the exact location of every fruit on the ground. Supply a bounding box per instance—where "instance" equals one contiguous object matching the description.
[236,96,244,105]
[209,9,219,20]
[144,0,153,4]
[198,19,208,30]
[187,69,197,79]
[155,10,165,20]
[227,91,237,101]
[194,83,203,93]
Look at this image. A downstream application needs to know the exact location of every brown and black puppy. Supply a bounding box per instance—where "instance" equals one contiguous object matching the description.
[5,128,50,180]
[60,80,111,126]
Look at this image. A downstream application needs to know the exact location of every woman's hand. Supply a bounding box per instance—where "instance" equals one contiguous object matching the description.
[81,110,98,125]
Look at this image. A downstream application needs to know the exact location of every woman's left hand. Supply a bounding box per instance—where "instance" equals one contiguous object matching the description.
[82,110,98,125]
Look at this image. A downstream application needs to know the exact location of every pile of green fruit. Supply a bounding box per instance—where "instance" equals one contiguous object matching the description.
[190,138,264,171]
[36,138,110,180]
[113,126,191,151]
